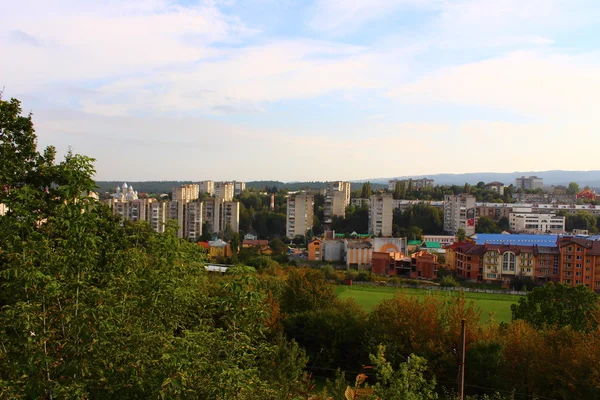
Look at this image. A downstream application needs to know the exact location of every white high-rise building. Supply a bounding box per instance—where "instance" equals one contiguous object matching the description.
[149,201,168,234]
[202,198,240,234]
[324,181,351,224]
[515,176,543,190]
[170,184,200,238]
[443,194,477,236]
[287,194,314,238]
[199,181,214,195]
[233,181,246,196]
[214,182,234,201]
[368,194,393,237]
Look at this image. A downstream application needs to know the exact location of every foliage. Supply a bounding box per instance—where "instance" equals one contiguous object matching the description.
[330,205,369,234]
[370,345,438,400]
[440,275,459,287]
[457,228,467,242]
[475,216,503,234]
[511,283,600,332]
[393,204,445,235]
[509,276,535,291]
[567,182,580,195]
[269,237,288,255]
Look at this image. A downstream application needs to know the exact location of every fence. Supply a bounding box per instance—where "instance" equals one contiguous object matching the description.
[332,279,528,296]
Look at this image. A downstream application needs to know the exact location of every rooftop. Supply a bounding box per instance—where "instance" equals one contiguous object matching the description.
[471,233,558,247]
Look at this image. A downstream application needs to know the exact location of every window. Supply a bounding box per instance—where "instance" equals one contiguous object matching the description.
[577,255,582,260]
[577,247,582,252]
[577,264,583,269]
[567,246,572,252]
[565,280,571,284]
[502,252,516,272]
[587,259,591,264]
[576,272,582,276]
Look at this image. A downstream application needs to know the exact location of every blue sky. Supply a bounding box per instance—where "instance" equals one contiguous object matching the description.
[2,0,600,181]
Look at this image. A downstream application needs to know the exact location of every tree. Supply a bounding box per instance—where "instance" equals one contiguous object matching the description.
[475,216,502,233]
[370,346,438,400]
[567,182,580,195]
[511,283,600,332]
[457,228,467,242]
[498,217,510,232]
[230,232,241,256]
[361,182,372,198]
[269,237,287,255]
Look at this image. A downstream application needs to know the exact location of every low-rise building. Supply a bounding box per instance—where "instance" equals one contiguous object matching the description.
[509,212,565,234]
[208,239,231,258]
[410,251,439,279]
[308,239,323,261]
[345,240,373,269]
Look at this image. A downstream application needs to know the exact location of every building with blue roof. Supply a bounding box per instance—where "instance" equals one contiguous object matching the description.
[470,233,558,247]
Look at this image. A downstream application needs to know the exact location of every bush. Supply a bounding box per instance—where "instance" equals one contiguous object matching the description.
[356,271,371,282]
[322,265,339,281]
[440,275,459,288]
[345,270,359,281]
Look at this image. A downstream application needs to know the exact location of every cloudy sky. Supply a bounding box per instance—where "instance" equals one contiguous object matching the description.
[2,0,600,181]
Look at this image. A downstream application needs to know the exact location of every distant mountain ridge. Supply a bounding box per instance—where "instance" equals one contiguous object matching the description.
[354,170,600,188]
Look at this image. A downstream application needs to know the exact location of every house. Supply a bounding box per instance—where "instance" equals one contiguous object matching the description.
[452,242,485,281]
[242,239,271,254]
[577,189,600,201]
[208,239,231,258]
[308,239,323,261]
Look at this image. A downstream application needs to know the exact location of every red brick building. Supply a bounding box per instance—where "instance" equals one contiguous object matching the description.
[410,251,439,279]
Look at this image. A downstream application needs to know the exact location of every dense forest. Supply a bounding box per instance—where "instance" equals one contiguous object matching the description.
[5,97,600,399]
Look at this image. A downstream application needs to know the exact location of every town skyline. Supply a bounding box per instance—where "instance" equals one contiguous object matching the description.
[4,0,600,181]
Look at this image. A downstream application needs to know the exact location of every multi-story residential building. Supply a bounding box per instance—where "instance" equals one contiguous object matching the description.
[286,194,314,239]
[481,245,536,284]
[388,178,435,191]
[199,181,214,196]
[515,176,543,190]
[368,194,393,237]
[214,182,234,201]
[149,201,168,233]
[324,181,351,224]
[233,181,246,196]
[509,212,565,234]
[535,246,561,283]
[184,201,203,240]
[485,181,505,195]
[444,194,477,236]
[351,198,369,207]
[451,242,485,281]
[108,198,153,223]
[308,239,323,261]
[558,237,600,290]
[170,184,200,238]
[202,198,240,234]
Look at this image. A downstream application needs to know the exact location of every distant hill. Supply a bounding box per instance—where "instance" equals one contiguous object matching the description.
[355,170,600,189]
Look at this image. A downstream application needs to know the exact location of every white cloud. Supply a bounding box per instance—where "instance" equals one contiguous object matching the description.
[388,50,600,121]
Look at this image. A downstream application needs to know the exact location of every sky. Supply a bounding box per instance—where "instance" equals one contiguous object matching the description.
[2,0,600,181]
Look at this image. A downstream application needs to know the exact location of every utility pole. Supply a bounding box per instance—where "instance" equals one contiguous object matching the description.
[459,318,466,400]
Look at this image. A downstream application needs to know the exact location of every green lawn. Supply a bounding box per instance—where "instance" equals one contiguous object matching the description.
[335,285,520,323]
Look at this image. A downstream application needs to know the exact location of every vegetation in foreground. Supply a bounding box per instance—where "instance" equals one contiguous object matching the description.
[3,96,600,399]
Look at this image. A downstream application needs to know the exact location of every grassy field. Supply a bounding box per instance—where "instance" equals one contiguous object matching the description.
[335,285,520,323]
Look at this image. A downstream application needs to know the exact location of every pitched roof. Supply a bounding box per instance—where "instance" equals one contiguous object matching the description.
[408,240,423,246]
[423,241,442,248]
[242,239,269,247]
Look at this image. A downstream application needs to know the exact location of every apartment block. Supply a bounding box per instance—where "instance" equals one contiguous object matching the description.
[324,181,351,224]
[558,238,600,290]
[515,176,543,190]
[214,182,234,201]
[368,194,393,237]
[149,201,168,234]
[388,178,434,191]
[286,194,314,238]
[172,184,199,203]
[184,201,203,241]
[485,181,505,195]
[199,181,214,195]
[170,184,200,238]
[443,194,477,236]
[202,198,240,234]
[509,212,565,234]
[233,181,246,196]
[108,198,153,223]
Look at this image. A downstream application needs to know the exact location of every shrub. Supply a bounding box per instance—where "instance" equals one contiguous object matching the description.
[440,275,459,288]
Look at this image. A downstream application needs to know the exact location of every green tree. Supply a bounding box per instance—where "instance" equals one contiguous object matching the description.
[567,182,580,195]
[361,182,372,198]
[475,216,502,233]
[457,228,467,242]
[370,345,438,400]
[269,237,288,255]
[511,283,600,332]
